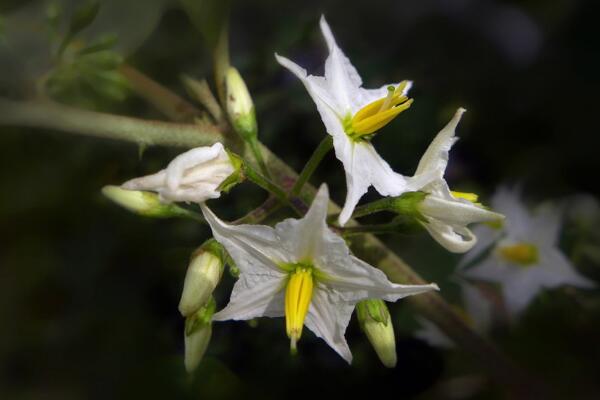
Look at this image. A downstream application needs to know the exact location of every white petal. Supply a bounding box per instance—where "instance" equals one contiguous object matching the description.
[490,186,533,239]
[422,219,478,253]
[538,247,596,289]
[414,317,455,349]
[122,170,166,192]
[462,256,517,283]
[408,108,465,190]
[165,143,225,191]
[275,53,343,118]
[318,251,438,302]
[213,273,285,321]
[274,184,331,261]
[304,286,354,363]
[420,192,504,226]
[530,203,562,247]
[457,225,503,270]
[200,205,293,273]
[501,271,544,317]
[337,141,407,226]
[319,15,362,112]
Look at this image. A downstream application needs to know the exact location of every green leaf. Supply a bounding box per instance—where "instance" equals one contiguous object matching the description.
[68,1,100,37]
[179,0,230,49]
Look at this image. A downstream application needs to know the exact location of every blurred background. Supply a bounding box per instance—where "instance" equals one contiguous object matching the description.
[1,0,599,398]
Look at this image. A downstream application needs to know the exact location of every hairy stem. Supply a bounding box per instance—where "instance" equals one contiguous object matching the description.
[0,98,224,147]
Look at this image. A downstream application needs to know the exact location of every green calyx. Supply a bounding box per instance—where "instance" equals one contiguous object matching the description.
[216,151,245,193]
[357,299,390,326]
[277,261,330,282]
[185,297,216,337]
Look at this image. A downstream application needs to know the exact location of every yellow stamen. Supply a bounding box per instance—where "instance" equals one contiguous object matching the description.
[451,191,479,203]
[285,267,314,353]
[498,243,539,266]
[349,80,413,138]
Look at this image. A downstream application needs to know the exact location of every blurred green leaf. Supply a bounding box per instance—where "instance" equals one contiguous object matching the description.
[179,0,230,49]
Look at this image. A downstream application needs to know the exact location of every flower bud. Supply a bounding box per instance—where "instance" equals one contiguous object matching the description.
[122,143,243,204]
[225,67,257,141]
[184,298,216,373]
[102,185,189,218]
[356,299,397,368]
[179,240,224,317]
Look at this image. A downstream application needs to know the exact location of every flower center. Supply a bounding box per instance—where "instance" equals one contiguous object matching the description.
[498,243,539,266]
[285,266,314,353]
[451,191,479,203]
[344,81,413,141]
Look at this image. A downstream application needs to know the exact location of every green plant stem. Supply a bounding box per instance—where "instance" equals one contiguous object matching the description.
[0,98,223,147]
[291,135,333,197]
[248,137,270,178]
[351,197,398,218]
[0,94,544,396]
[243,163,302,216]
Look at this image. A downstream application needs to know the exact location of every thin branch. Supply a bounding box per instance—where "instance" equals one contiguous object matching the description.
[119,64,200,123]
[0,98,224,148]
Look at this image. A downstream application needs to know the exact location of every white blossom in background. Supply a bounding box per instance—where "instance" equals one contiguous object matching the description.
[460,186,596,317]
[415,280,493,348]
[200,184,438,363]
[276,16,413,226]
[408,108,504,253]
[122,142,236,203]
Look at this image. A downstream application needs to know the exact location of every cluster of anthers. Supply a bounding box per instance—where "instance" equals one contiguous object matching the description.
[104,16,506,371]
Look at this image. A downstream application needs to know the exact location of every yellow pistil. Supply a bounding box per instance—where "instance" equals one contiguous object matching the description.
[285,267,314,353]
[498,243,539,266]
[347,81,413,140]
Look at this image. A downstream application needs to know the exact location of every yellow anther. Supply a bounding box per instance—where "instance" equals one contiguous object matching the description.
[451,191,480,204]
[349,80,413,138]
[285,267,314,353]
[498,243,539,266]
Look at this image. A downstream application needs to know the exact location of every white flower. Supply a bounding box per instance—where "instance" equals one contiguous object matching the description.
[275,16,412,226]
[122,143,236,204]
[461,186,596,317]
[200,184,438,363]
[408,108,504,253]
[415,280,492,348]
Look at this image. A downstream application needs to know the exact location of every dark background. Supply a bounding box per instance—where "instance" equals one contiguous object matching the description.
[1,0,599,398]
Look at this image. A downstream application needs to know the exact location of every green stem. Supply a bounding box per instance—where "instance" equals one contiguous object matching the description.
[291,135,333,197]
[0,98,223,148]
[0,95,542,395]
[248,137,270,178]
[243,163,302,216]
[351,197,398,218]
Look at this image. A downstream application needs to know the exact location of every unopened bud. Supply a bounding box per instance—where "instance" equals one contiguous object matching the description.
[225,67,257,141]
[178,240,224,317]
[102,185,189,218]
[184,298,215,373]
[357,299,397,368]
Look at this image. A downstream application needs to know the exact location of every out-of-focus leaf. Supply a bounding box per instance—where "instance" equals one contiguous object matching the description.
[68,1,99,38]
[76,33,118,56]
[180,0,230,49]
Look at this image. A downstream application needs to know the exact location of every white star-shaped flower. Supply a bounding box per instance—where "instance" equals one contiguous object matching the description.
[200,184,438,363]
[461,187,596,317]
[408,108,504,253]
[122,142,236,204]
[275,16,412,226]
[415,280,493,348]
